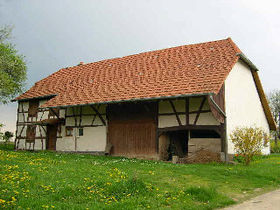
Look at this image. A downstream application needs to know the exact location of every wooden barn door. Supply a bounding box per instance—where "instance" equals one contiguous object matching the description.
[46,125,57,150]
[108,102,157,157]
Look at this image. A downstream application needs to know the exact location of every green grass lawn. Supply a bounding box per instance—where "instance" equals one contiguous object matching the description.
[0,144,279,210]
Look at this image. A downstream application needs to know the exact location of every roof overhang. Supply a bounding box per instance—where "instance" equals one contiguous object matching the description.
[11,94,57,102]
[42,92,214,109]
[237,53,259,72]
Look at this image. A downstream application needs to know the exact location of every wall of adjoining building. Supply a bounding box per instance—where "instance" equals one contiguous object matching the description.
[16,101,107,152]
[225,60,270,155]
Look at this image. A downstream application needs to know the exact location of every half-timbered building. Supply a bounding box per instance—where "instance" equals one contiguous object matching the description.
[13,38,276,161]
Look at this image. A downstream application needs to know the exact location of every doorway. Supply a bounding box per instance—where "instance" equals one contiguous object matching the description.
[158,130,188,161]
[46,125,57,150]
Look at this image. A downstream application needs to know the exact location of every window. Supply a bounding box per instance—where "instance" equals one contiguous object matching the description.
[66,127,73,136]
[28,100,39,117]
[78,128,83,136]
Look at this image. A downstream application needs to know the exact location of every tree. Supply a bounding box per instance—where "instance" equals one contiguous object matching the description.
[3,131,13,144]
[267,90,280,145]
[0,123,3,140]
[230,126,269,165]
[0,25,27,104]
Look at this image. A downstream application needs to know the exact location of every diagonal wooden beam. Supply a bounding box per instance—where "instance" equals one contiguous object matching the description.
[72,107,77,127]
[169,100,182,126]
[90,105,106,126]
[49,108,61,119]
[194,97,206,125]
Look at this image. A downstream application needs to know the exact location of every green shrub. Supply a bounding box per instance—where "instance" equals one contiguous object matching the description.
[230,126,269,165]
[270,140,280,153]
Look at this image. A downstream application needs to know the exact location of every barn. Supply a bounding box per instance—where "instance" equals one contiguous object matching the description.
[13,38,276,161]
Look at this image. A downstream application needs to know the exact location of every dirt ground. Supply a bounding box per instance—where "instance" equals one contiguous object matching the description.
[223,189,280,210]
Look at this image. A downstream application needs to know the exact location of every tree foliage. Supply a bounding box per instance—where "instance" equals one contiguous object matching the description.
[3,131,13,143]
[267,89,280,125]
[0,25,27,103]
[267,90,280,144]
[230,126,269,165]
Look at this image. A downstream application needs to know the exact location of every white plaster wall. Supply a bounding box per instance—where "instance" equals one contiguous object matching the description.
[225,60,270,155]
[17,139,25,149]
[158,99,219,128]
[56,105,107,152]
[34,139,46,150]
[37,110,49,121]
[76,126,107,151]
[188,138,221,154]
[16,126,27,137]
[189,113,220,125]
[21,102,29,112]
[56,126,107,152]
[56,137,76,151]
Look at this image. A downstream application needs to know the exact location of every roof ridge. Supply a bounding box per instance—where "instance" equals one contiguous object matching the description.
[60,37,231,70]
[226,37,242,53]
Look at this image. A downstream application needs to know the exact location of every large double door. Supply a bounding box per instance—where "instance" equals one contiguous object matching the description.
[107,102,157,157]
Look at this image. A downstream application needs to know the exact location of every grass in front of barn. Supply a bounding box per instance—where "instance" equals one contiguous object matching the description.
[0,144,279,210]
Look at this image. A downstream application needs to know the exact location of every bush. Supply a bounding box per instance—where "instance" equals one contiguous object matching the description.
[230,127,269,165]
[270,140,280,153]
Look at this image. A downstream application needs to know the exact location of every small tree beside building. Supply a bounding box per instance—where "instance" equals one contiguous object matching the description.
[230,126,269,165]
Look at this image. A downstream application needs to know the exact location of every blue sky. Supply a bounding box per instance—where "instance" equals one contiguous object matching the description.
[0,0,280,132]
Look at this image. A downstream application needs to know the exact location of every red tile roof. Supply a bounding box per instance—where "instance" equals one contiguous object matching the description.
[15,38,241,107]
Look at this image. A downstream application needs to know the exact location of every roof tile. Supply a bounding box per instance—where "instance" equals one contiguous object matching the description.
[15,38,241,108]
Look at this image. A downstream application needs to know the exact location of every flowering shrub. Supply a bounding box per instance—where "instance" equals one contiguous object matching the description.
[230,126,269,165]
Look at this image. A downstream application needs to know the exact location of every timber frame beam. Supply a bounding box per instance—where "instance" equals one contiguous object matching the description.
[168,100,182,126]
[49,108,61,119]
[90,105,106,126]
[157,124,224,136]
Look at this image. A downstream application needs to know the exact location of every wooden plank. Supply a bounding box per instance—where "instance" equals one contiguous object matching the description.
[189,110,211,114]
[208,84,225,123]
[194,97,206,125]
[108,102,157,156]
[158,124,222,133]
[168,100,182,126]
[158,112,186,116]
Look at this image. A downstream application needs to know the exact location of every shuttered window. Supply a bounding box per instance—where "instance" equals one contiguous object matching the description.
[28,100,39,117]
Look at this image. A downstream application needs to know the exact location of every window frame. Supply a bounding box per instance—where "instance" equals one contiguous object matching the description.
[78,128,84,136]
[65,127,73,137]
